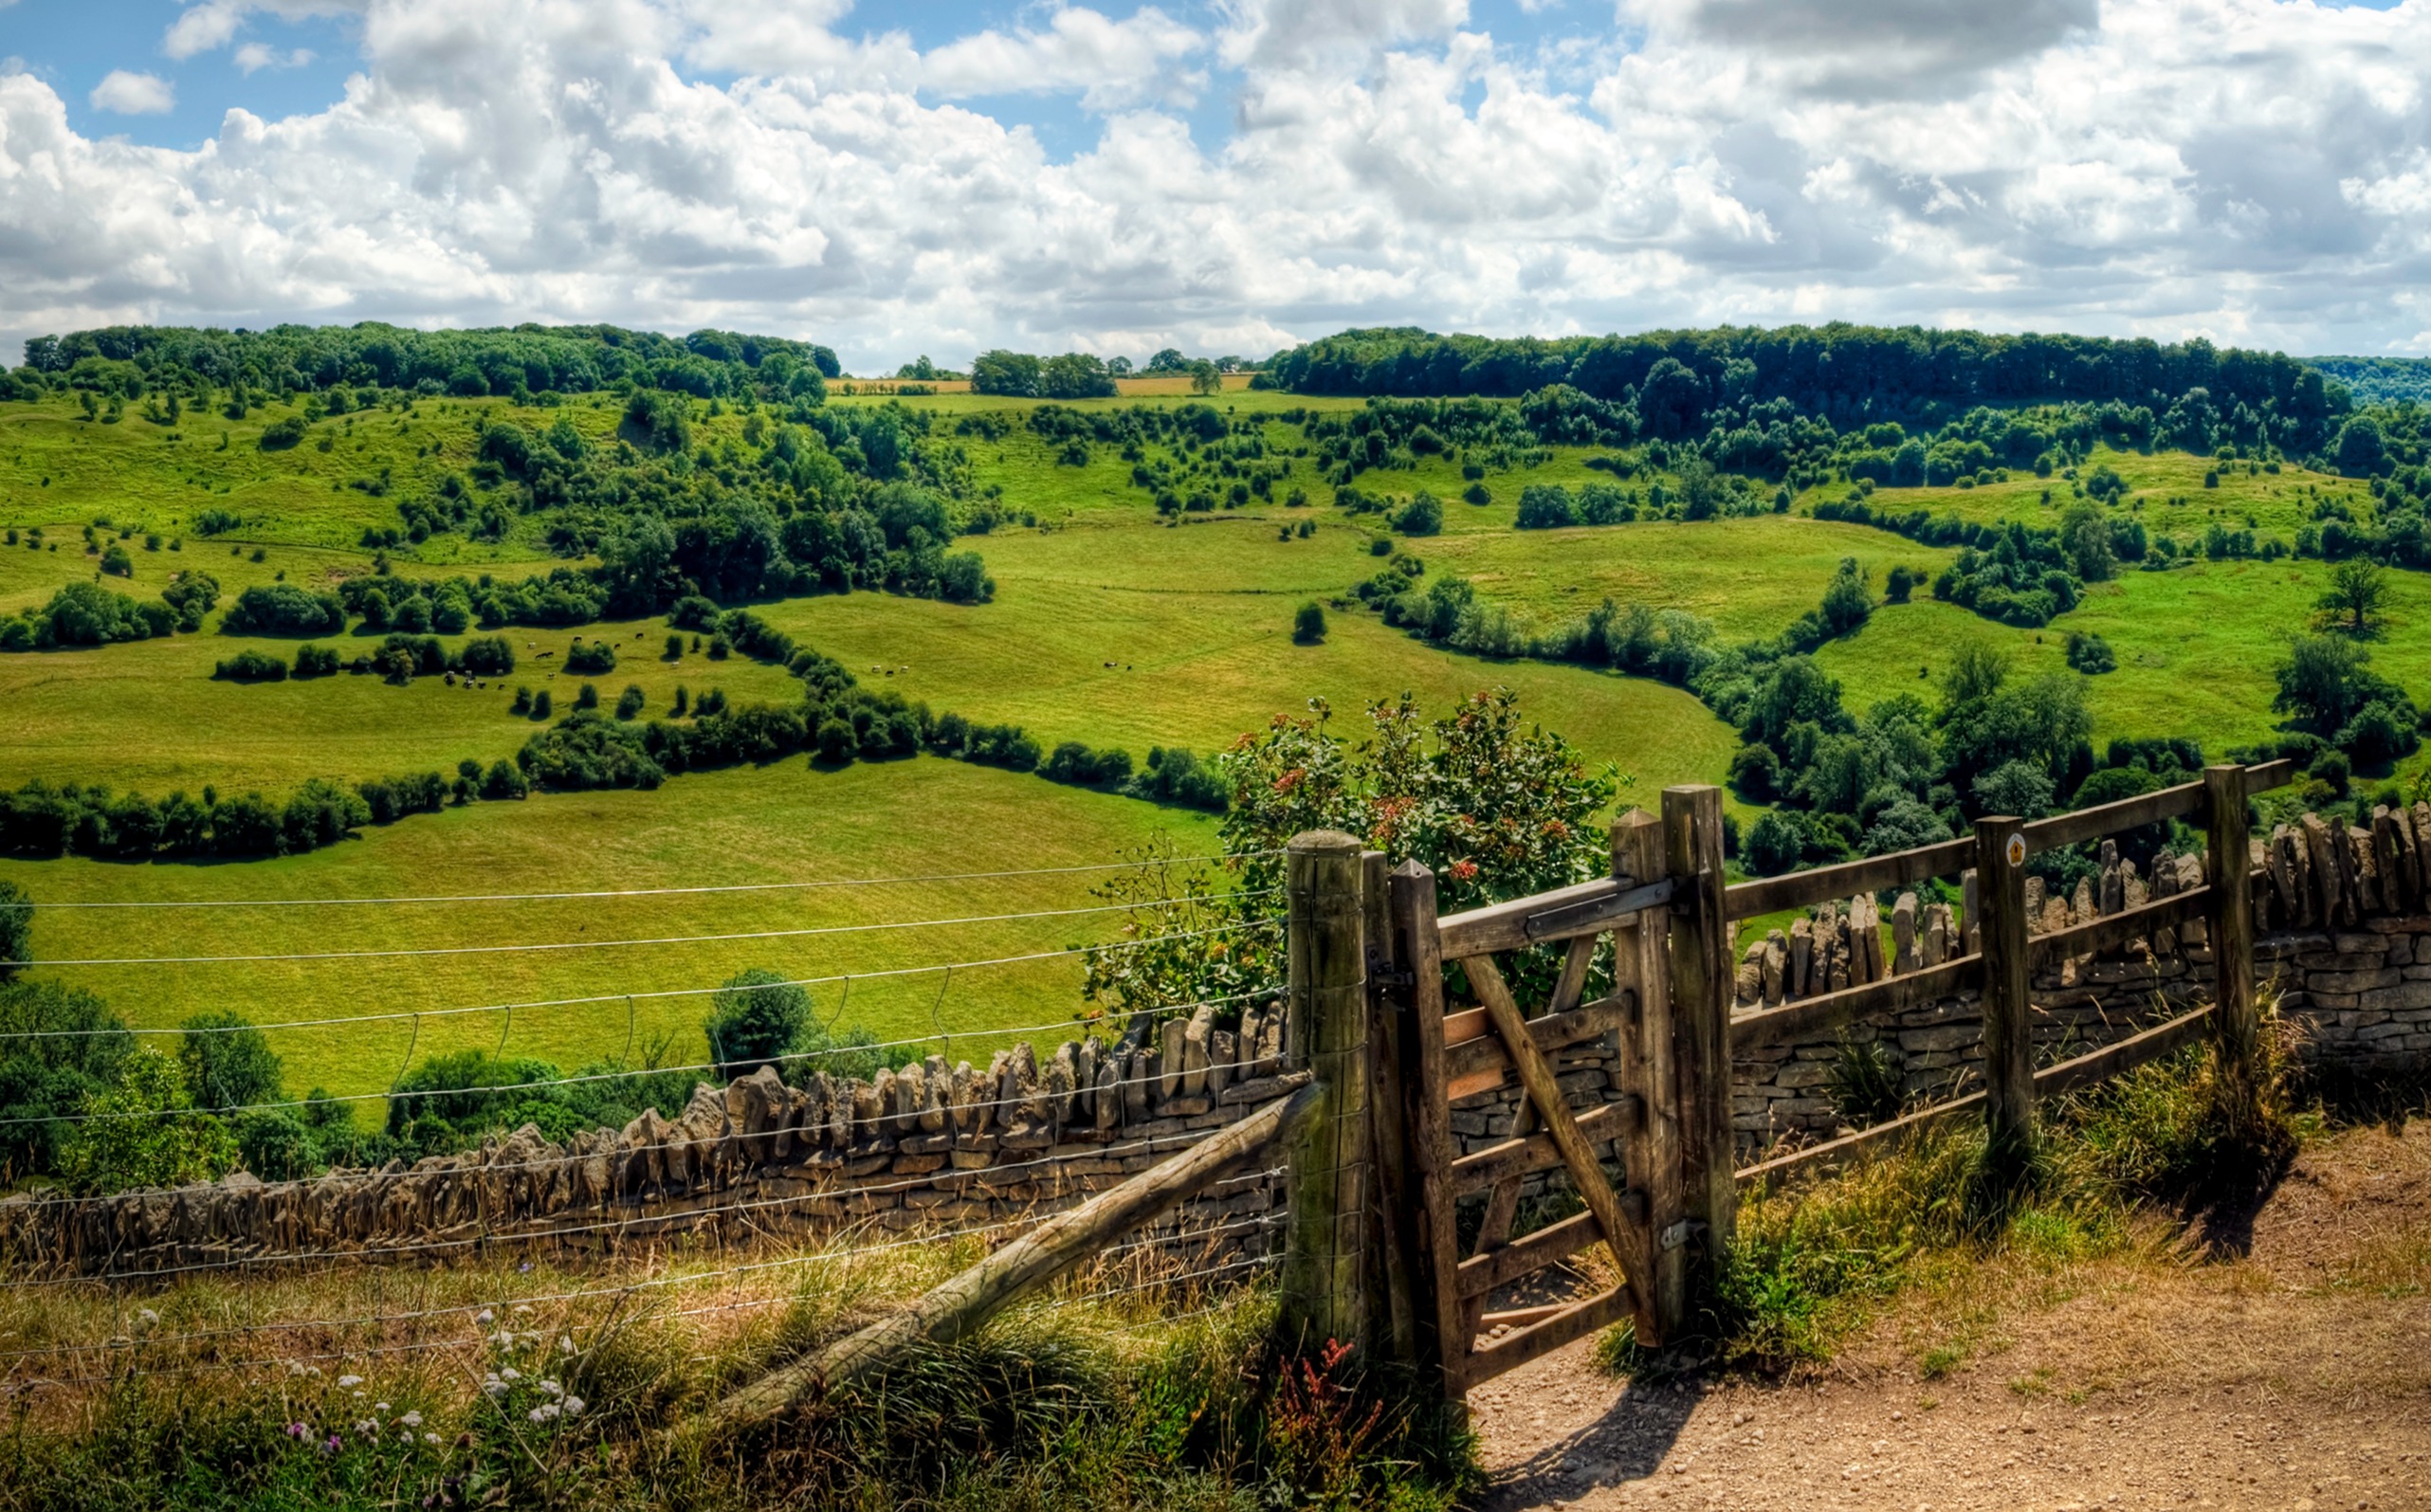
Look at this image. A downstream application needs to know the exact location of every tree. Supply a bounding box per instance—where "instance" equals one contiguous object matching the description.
[1393,491,1442,536]
[970,350,1043,397]
[2273,633,2375,736]
[704,968,812,1077]
[177,1011,283,1111]
[1144,347,1189,375]
[0,882,27,982]
[1188,359,1222,395]
[1972,759,2056,819]
[2334,415,2386,477]
[1292,602,1326,644]
[2317,557,2389,638]
[1817,557,1872,637]
[1740,810,1805,875]
[2059,502,2116,581]
[61,1047,238,1194]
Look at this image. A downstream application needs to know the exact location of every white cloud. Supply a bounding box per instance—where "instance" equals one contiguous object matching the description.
[234,43,319,72]
[165,1,371,60]
[923,8,1203,110]
[88,70,175,115]
[5,0,2431,366]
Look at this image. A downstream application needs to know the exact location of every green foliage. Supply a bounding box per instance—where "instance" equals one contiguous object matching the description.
[212,648,288,683]
[62,1047,239,1194]
[2064,630,2117,674]
[0,980,129,1179]
[1293,601,1327,644]
[704,967,813,1076]
[0,880,27,982]
[176,1011,283,1111]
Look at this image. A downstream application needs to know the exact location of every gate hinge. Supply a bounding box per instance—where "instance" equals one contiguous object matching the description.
[1659,1219,1708,1252]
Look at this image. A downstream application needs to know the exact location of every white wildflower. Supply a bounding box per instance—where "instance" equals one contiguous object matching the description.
[499,1367,520,1382]
[557,1336,575,1355]
[338,1375,363,1389]
[562,1397,584,1417]
[474,1309,494,1325]
[527,1404,560,1423]
[424,1433,440,1446]
[375,1403,389,1413]
[537,1380,562,1398]
[136,1308,159,1328]
[399,1411,422,1429]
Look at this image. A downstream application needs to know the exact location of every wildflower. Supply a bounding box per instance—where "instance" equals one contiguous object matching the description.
[537,1379,562,1397]
[519,1262,533,1273]
[474,1309,494,1325]
[562,1397,584,1417]
[527,1404,560,1423]
[354,1420,375,1435]
[499,1367,520,1383]
[492,1330,514,1347]
[284,1422,308,1439]
[511,1303,531,1315]
[557,1336,575,1355]
[321,1433,341,1455]
[338,1375,363,1389]
[424,1432,440,1446]
[399,1411,423,1429]
[136,1308,158,1329]
[375,1402,390,1413]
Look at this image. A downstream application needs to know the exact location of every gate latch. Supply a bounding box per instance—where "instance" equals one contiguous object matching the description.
[1366,946,1415,997]
[1659,1220,1707,1253]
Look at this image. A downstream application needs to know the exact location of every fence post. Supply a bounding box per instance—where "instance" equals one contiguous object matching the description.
[1974,815,2034,1158]
[2204,764,2261,1135]
[1388,860,1463,1406]
[1613,808,1685,1342]
[1361,848,1420,1367]
[1280,829,1371,1357]
[1660,786,1735,1278]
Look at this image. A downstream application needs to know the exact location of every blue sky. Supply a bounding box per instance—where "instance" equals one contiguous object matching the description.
[4,1,1623,157]
[1,0,2428,367]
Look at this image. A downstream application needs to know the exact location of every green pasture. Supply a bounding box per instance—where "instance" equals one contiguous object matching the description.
[1413,515,1950,641]
[1797,444,2376,545]
[1,757,1214,1107]
[1814,555,2431,764]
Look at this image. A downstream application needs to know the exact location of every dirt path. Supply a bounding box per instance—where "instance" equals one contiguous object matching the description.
[1466,1118,2431,1511]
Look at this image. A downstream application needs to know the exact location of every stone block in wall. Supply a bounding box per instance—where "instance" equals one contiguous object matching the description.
[2356,981,2431,1012]
[1900,1024,1980,1054]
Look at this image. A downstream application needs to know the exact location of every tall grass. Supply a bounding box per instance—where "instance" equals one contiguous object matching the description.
[1604,1031,2298,1377]
[0,1228,1472,1511]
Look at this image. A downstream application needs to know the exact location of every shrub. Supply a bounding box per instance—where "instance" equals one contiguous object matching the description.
[575,682,599,710]
[221,583,345,635]
[212,648,288,683]
[615,684,646,720]
[1514,484,1577,529]
[565,638,616,674]
[704,968,811,1077]
[60,1047,238,1194]
[257,415,308,449]
[481,758,529,799]
[192,507,242,536]
[233,1108,320,1181]
[2065,631,2117,674]
[1293,602,1326,644]
[532,688,554,719]
[1462,483,1491,506]
[160,570,219,630]
[99,544,134,577]
[0,980,130,1179]
[0,881,27,984]
[665,632,685,660]
[459,635,515,676]
[176,1011,283,1112]
[1124,746,1228,811]
[1392,491,1442,536]
[1740,809,1804,875]
[1041,742,1135,788]
[292,643,341,677]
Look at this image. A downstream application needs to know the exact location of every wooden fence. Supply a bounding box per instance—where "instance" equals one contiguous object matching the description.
[711,760,2293,1422]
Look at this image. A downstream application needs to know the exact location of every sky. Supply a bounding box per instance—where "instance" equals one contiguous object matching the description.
[0,0,2425,372]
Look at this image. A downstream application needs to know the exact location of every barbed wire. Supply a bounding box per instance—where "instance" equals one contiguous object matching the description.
[2,1126,1287,1287]
[22,852,1282,912]
[3,892,1280,970]
[0,920,1285,1042]
[0,1198,1286,1366]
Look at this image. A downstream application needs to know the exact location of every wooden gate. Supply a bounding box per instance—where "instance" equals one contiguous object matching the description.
[1371,795,1728,1396]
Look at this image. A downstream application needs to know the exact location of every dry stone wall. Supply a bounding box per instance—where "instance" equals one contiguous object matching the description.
[0,1000,1298,1280]
[1734,805,2431,1158]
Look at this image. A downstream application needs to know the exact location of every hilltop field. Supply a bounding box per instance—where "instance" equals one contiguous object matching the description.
[2,323,2426,1122]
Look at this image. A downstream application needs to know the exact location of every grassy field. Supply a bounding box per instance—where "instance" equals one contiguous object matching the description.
[0,756,1216,1104]
[9,377,2426,1114]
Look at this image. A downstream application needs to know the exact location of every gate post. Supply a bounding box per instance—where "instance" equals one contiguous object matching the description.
[2204,764,2262,1137]
[1280,830,1371,1356]
[1660,787,1735,1288]
[1975,814,2035,1159]
[1613,808,1686,1342]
